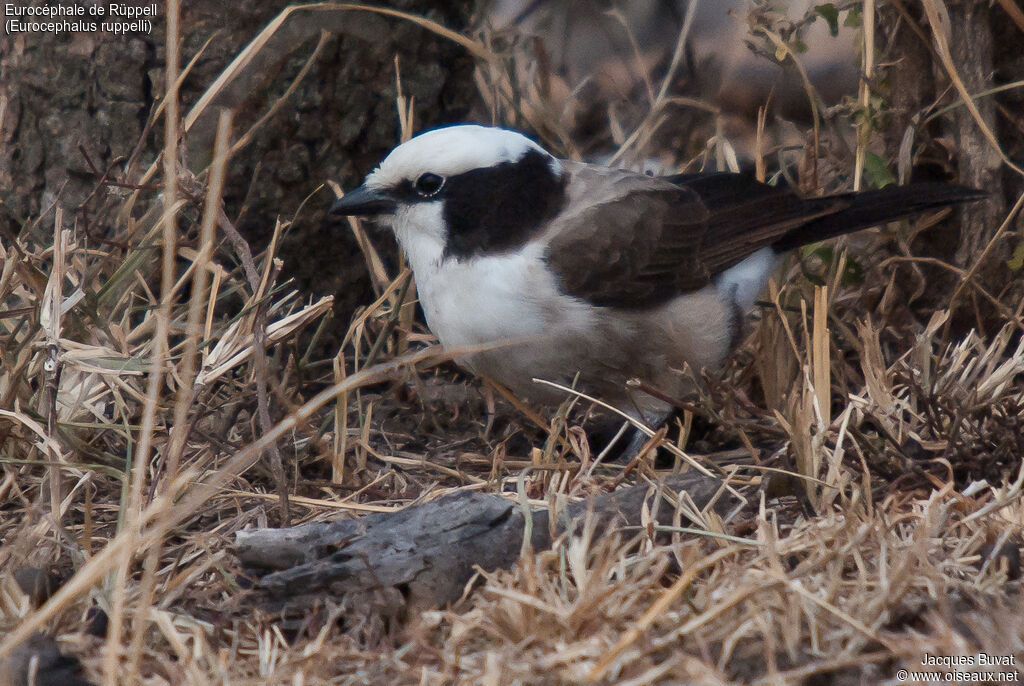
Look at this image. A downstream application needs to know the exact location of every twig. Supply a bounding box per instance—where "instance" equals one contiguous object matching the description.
[587,546,741,682]
[114,0,181,682]
[0,346,453,664]
[942,189,1024,337]
[254,256,290,524]
[43,211,67,529]
[921,0,1024,177]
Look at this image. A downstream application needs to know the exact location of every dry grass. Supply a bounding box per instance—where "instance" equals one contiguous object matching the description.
[2,1,1024,684]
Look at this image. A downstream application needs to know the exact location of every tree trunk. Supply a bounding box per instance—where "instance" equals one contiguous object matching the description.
[875,2,1018,328]
[0,1,478,334]
[945,1,1007,279]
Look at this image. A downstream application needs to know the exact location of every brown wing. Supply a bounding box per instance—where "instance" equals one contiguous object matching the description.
[669,172,854,275]
[545,166,983,310]
[544,168,711,308]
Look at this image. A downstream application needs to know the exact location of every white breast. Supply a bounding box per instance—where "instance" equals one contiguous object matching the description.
[390,204,581,340]
[417,243,591,349]
[391,205,600,399]
[388,202,737,411]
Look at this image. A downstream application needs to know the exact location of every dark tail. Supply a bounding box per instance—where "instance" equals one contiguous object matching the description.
[666,172,987,274]
[771,183,987,252]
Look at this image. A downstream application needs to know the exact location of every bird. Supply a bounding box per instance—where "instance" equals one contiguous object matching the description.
[329,124,983,430]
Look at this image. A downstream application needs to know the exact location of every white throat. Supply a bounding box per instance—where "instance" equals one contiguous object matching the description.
[386,202,574,353]
[390,202,447,278]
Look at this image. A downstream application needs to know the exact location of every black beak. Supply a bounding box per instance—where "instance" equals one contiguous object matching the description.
[329,185,396,217]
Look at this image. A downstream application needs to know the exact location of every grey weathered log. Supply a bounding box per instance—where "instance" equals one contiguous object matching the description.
[234,472,743,611]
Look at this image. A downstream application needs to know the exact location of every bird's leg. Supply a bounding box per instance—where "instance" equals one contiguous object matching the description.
[617,408,673,463]
[586,406,673,466]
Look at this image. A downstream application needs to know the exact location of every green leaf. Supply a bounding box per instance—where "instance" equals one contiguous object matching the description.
[845,5,863,27]
[863,152,896,188]
[1008,240,1024,271]
[816,4,840,36]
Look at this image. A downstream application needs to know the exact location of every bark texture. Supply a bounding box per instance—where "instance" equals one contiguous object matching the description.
[875,2,1020,321]
[946,1,1007,276]
[0,1,478,330]
[234,473,744,614]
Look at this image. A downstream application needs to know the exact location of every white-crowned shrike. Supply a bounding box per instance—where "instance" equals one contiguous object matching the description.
[331,124,982,426]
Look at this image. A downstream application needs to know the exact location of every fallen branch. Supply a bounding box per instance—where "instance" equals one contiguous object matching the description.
[234,472,746,613]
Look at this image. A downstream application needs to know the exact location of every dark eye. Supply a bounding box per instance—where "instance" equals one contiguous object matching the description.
[414,173,445,197]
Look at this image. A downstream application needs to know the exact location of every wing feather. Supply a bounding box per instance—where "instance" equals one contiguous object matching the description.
[544,167,709,308]
[544,165,982,310]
